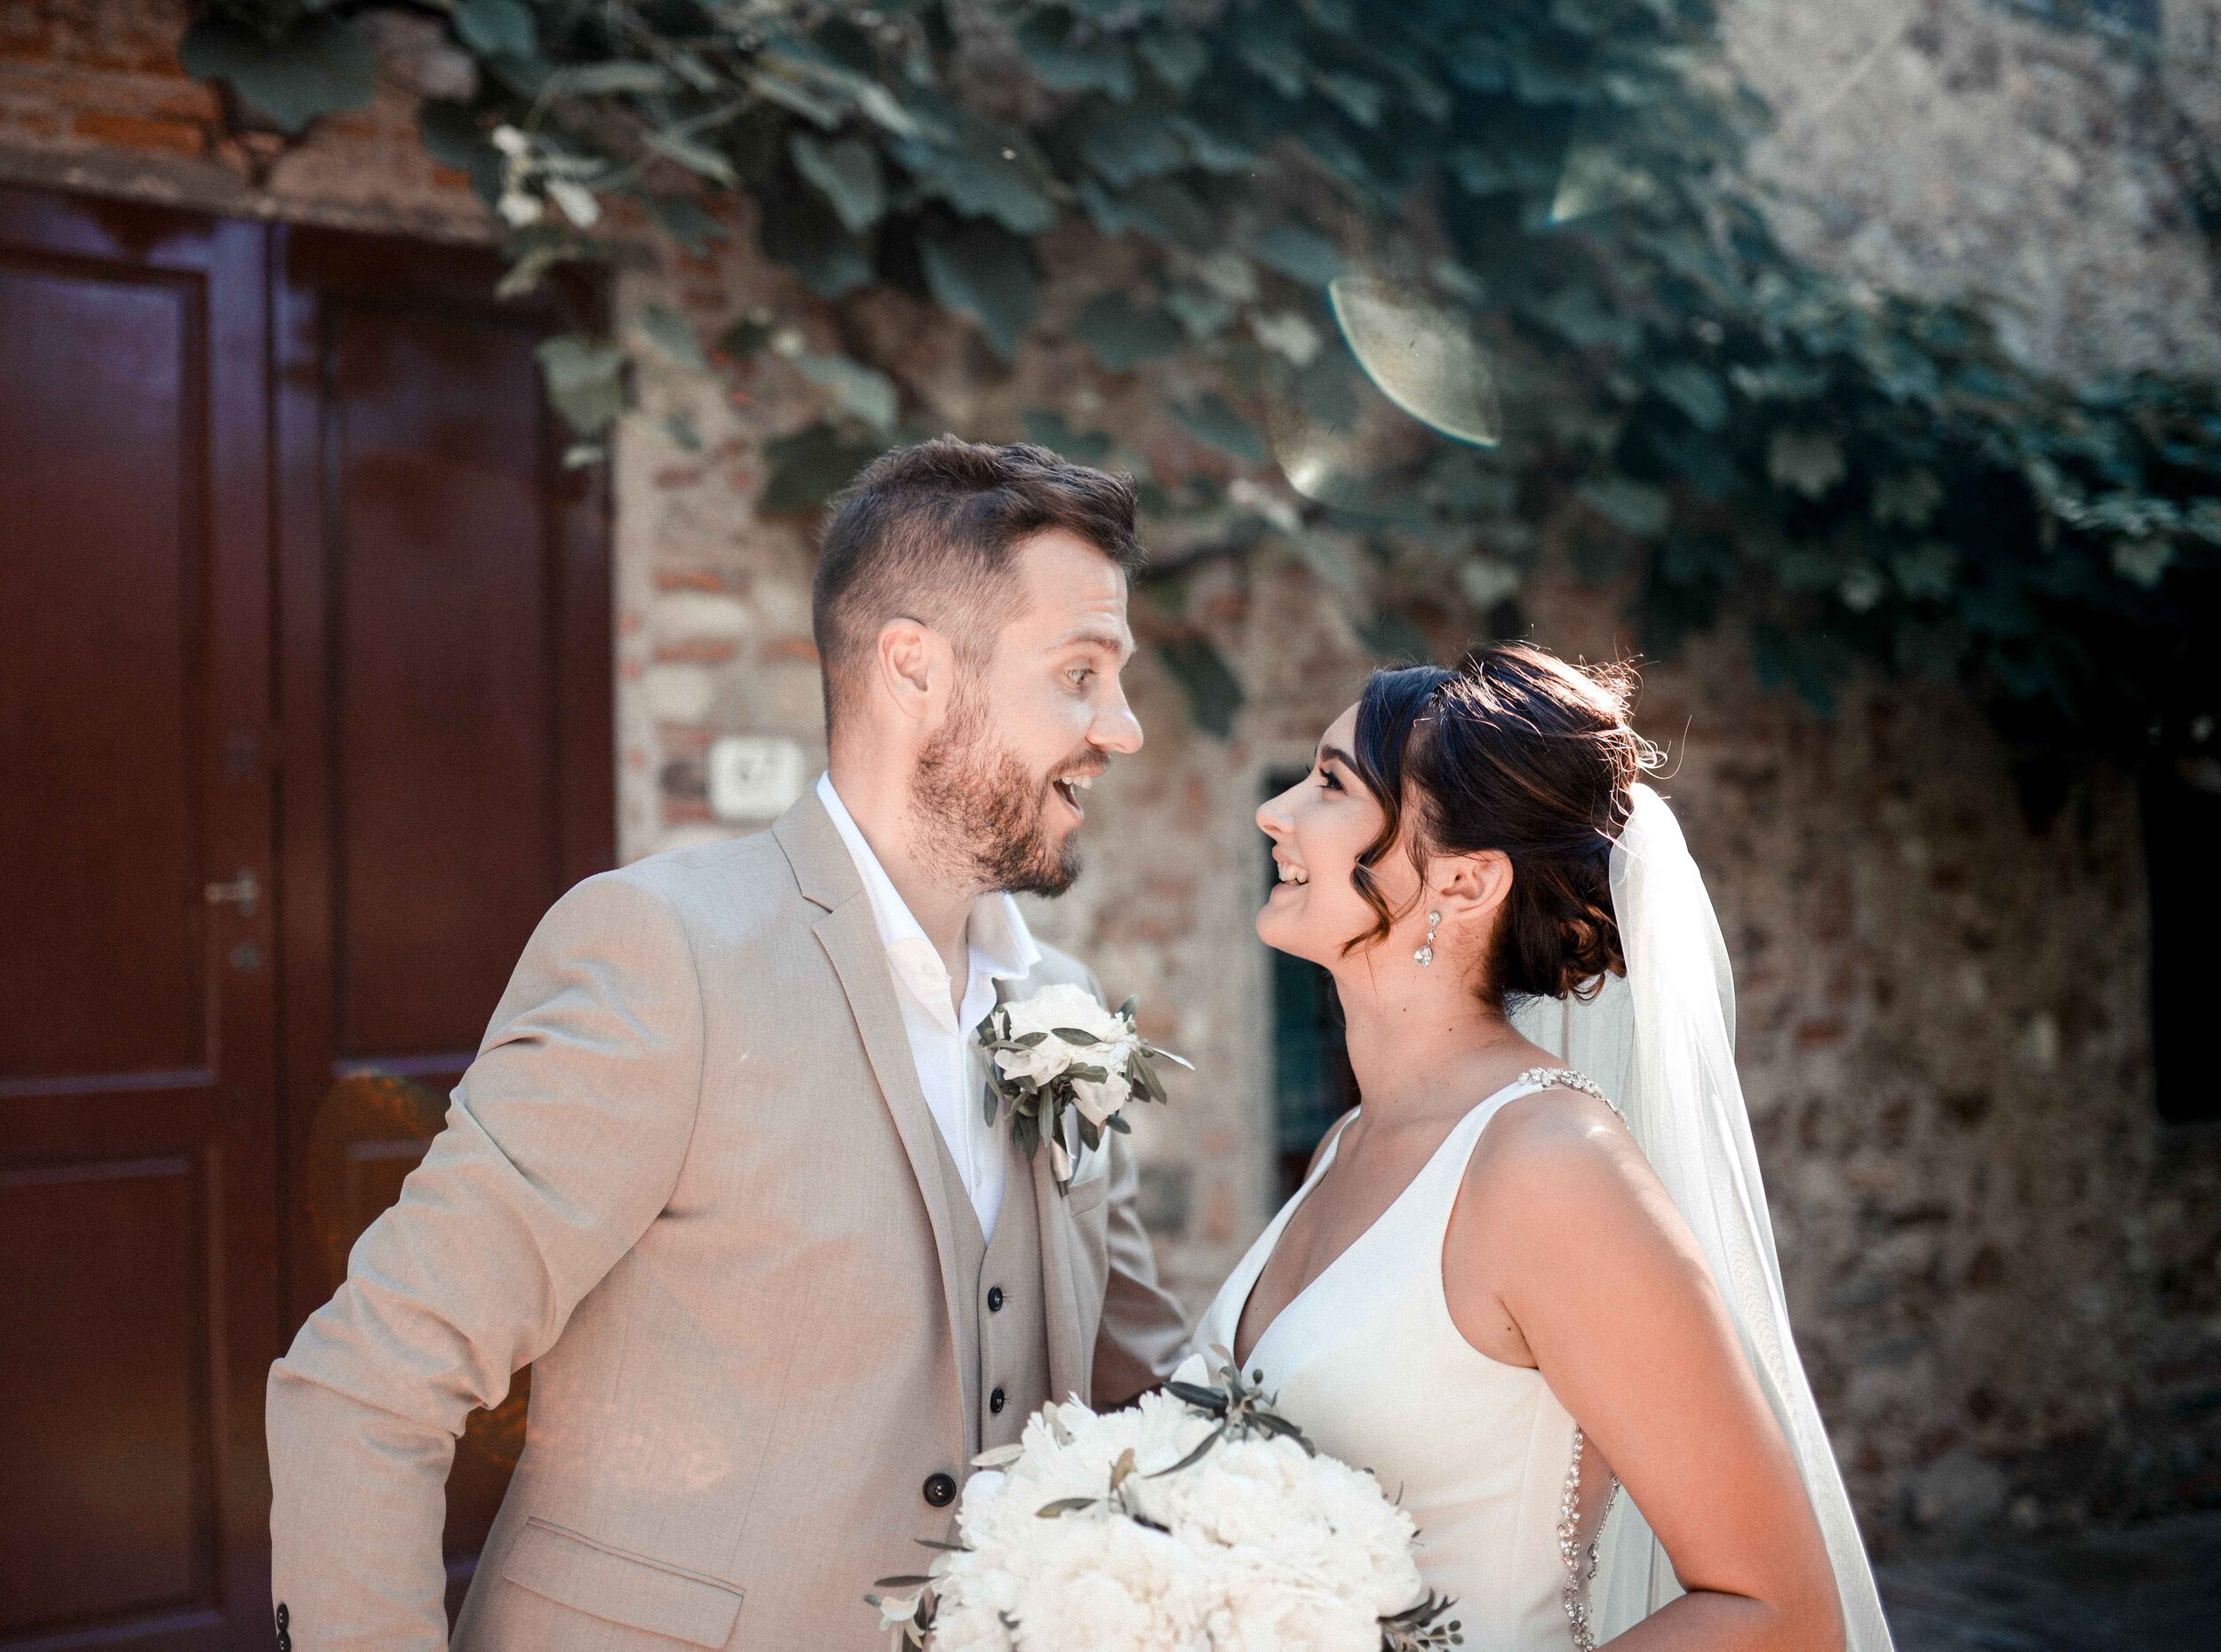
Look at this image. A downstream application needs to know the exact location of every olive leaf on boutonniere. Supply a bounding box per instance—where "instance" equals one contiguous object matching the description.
[976,983,1190,1191]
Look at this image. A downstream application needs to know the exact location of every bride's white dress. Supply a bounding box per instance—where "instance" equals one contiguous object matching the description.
[1185,1068,1619,1652]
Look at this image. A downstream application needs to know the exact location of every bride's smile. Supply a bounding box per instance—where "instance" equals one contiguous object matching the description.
[1256,705,1432,970]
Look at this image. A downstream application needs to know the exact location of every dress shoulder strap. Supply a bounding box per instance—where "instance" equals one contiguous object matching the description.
[1510,1065,1620,1116]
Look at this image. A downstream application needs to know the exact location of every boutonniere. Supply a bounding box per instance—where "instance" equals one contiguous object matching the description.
[976,983,1190,1191]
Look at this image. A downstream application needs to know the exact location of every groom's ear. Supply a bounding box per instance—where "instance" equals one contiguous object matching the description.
[874,617,955,723]
[1435,849,1513,928]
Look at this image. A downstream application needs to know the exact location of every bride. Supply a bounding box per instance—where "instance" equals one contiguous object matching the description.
[1183,645,1891,1651]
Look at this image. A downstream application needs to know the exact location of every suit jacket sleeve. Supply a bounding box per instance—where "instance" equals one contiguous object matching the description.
[1089,1126,1194,1406]
[267,871,706,1650]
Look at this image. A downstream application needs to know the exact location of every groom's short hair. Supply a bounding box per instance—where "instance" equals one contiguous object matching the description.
[812,436,1142,735]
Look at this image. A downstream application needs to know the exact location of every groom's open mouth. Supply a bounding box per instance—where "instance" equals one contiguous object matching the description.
[1049,768,1099,822]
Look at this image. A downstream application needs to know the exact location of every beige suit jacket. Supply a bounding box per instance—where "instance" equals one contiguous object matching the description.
[267,792,1190,1650]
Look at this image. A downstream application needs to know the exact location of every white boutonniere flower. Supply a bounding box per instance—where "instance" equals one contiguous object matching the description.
[976,983,1190,1191]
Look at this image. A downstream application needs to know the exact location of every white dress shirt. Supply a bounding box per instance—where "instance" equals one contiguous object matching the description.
[816,773,1040,1242]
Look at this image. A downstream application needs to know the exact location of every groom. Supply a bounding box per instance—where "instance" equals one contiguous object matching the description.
[267,438,1190,1650]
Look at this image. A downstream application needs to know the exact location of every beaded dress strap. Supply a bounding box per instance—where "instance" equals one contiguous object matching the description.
[1511,1065,1620,1116]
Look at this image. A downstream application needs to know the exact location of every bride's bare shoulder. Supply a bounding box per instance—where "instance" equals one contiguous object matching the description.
[1465,1084,1660,1228]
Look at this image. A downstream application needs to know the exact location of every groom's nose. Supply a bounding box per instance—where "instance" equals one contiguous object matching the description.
[1089,680,1142,755]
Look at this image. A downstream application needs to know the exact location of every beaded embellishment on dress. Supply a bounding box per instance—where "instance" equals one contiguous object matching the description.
[1512,1066,1620,1116]
[1556,1427,1618,1652]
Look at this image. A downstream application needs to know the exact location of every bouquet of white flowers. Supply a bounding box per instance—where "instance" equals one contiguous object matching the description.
[868,1354,1461,1652]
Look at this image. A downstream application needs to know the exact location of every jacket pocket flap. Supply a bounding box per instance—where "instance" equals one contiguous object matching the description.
[1063,1173,1110,1214]
[504,1518,743,1648]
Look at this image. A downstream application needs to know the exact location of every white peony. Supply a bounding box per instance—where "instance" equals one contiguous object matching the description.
[908,1384,1443,1652]
[990,984,1143,1092]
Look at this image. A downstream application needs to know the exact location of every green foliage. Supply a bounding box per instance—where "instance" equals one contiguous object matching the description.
[183,0,2221,764]
[181,7,374,134]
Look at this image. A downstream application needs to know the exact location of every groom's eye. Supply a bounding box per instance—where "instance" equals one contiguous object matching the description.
[1066,666,1094,688]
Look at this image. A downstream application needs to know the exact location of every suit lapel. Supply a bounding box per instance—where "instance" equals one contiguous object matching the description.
[999,974,1090,1404]
[777,795,972,1395]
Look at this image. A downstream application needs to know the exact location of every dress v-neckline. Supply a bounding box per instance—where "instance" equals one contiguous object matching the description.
[1230,1075,1534,1370]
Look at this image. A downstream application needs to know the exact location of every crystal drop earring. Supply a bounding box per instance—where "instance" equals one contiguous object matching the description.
[1415,910,1440,967]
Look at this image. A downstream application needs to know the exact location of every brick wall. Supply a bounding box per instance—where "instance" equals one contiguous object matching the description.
[6,0,2217,1545]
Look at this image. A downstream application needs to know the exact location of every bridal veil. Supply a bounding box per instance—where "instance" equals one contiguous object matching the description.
[1511,783,1894,1651]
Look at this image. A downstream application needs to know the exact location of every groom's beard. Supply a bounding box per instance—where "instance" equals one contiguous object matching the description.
[911,687,1087,898]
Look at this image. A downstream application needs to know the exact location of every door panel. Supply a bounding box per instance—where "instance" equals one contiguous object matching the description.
[0,259,203,1078]
[0,1156,206,1627]
[0,188,609,1648]
[275,225,611,1569]
[0,189,276,1651]
[329,305,561,1061]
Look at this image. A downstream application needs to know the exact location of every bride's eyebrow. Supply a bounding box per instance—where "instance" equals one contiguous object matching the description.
[1317,744,1356,773]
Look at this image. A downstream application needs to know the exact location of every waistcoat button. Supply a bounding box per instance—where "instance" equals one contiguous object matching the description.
[990,1386,1007,1414]
[923,1472,957,1508]
[987,1285,1005,1312]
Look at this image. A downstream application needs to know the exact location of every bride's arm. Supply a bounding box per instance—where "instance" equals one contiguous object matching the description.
[1451,1092,1847,1652]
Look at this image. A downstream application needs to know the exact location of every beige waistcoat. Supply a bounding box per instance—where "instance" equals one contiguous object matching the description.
[930,1115,1052,1458]
[266,791,1189,1651]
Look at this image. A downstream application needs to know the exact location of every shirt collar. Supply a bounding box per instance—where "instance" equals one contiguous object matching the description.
[815,773,1041,994]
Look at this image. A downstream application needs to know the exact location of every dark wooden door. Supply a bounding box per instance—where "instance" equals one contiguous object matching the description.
[0,190,279,1651]
[0,191,611,1647]
[271,225,612,1580]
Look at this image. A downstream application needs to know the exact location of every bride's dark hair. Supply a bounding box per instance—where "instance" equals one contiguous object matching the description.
[1341,643,1652,1007]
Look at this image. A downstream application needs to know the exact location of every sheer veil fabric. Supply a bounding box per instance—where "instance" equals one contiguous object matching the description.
[1509,784,1893,1650]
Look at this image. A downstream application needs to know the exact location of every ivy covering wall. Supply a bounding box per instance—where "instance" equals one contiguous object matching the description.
[182,0,2220,774]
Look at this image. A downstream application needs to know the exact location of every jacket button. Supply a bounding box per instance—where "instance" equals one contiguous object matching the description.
[990,1386,1007,1415]
[987,1286,1005,1312]
[923,1472,957,1508]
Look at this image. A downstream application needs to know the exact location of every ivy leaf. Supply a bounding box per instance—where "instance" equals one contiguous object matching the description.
[1015,13,1135,99]
[650,196,727,258]
[1246,225,1344,286]
[554,60,673,96]
[1577,477,1673,537]
[920,222,1039,361]
[790,133,886,234]
[1650,362,1728,432]
[535,335,627,437]
[418,99,503,205]
[417,99,490,172]
[1078,179,1214,251]
[760,177,873,298]
[1068,293,1184,371]
[1021,409,1113,466]
[1137,28,1210,91]
[455,0,537,60]
[1767,429,1847,499]
[1174,393,1269,465]
[1170,114,1260,174]
[645,126,738,186]
[1156,636,1246,738]
[1075,107,1186,187]
[760,421,884,515]
[635,305,706,371]
[896,134,1057,234]
[790,352,901,433]
[1314,71,1386,128]
[179,13,376,135]
[1354,608,1434,664]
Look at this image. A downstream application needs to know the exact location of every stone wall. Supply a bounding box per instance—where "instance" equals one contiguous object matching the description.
[4,0,2217,1545]
[1727,0,2221,379]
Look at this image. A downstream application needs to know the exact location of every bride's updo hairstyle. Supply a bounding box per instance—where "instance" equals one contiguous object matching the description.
[1342,643,1650,1008]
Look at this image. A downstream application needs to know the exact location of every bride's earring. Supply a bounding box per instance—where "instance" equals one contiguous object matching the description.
[1415,910,1440,967]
